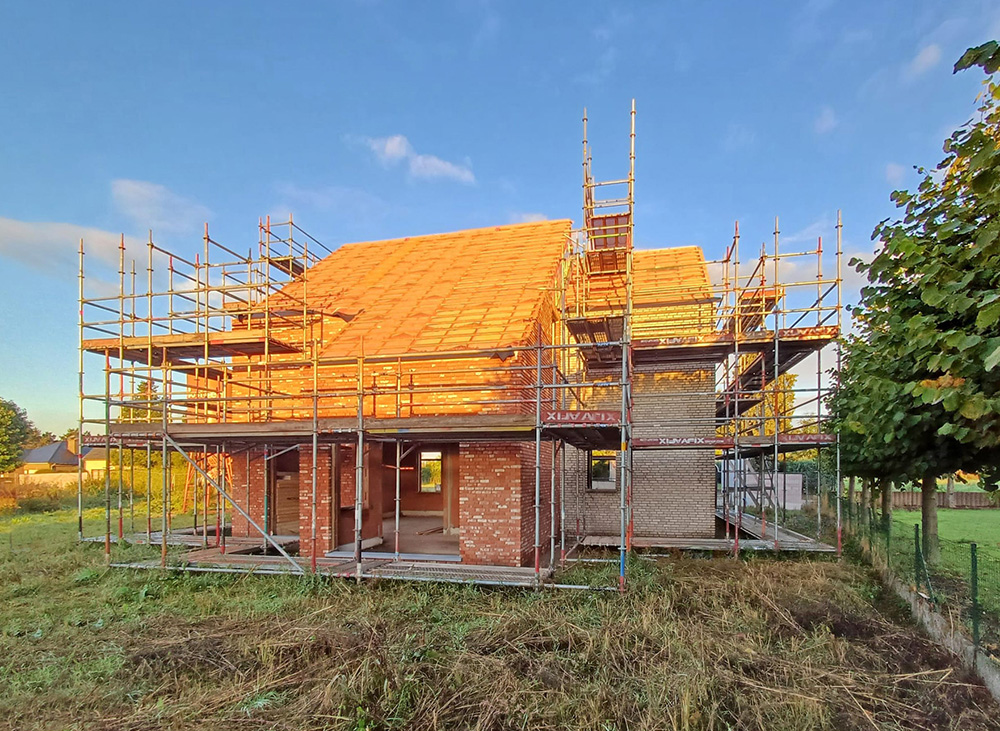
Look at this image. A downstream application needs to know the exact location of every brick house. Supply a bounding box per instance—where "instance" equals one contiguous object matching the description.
[202,220,719,568]
[81,107,839,581]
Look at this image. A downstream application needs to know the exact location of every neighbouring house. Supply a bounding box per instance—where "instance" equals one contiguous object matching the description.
[13,438,107,483]
[20,441,79,475]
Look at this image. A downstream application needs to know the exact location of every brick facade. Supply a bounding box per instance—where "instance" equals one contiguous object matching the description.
[563,361,717,540]
[226,357,714,565]
[298,444,334,558]
[230,448,267,540]
[458,442,523,565]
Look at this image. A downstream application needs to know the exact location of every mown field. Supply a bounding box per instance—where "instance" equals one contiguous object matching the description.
[2,508,1000,730]
[890,508,1000,552]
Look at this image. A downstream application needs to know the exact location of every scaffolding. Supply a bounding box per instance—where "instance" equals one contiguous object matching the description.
[76,101,842,591]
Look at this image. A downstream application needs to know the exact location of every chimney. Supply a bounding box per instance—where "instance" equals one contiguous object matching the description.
[66,435,78,457]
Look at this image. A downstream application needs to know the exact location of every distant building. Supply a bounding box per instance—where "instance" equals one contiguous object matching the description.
[15,439,107,481]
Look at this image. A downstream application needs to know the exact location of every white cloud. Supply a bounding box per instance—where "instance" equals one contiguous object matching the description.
[363,135,475,184]
[885,162,906,186]
[0,216,139,275]
[111,179,211,233]
[814,106,838,135]
[576,9,630,85]
[510,212,547,224]
[367,134,412,165]
[722,123,756,152]
[1,178,209,281]
[905,43,941,79]
[781,217,831,247]
[472,10,500,51]
[790,0,834,48]
[575,46,617,85]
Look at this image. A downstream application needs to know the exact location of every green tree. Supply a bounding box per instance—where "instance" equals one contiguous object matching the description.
[24,429,57,449]
[0,398,35,473]
[832,42,1000,563]
[119,381,161,423]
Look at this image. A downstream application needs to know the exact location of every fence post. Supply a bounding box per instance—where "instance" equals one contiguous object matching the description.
[914,523,921,591]
[971,542,980,670]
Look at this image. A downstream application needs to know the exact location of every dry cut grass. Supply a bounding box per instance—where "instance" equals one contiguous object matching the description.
[2,510,1000,730]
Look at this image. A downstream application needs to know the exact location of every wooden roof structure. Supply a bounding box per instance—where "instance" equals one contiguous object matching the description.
[274,219,572,358]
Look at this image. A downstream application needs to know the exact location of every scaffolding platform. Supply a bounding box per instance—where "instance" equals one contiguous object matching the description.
[83,529,299,553]
[716,511,836,552]
[112,549,552,588]
[582,525,834,553]
[107,412,623,451]
[82,330,300,363]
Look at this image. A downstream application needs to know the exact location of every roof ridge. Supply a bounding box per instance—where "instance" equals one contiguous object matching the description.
[333,218,573,251]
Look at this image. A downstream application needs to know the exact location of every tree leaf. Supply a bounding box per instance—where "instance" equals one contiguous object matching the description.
[977,301,1000,330]
[985,343,1000,372]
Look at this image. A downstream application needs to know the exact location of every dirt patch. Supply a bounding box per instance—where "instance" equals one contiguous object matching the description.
[773,577,998,730]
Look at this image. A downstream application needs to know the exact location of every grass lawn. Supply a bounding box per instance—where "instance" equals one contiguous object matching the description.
[3,509,1000,730]
[888,509,1000,633]
[890,509,1000,554]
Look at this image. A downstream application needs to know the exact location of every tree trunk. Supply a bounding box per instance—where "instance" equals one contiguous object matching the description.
[946,473,955,509]
[859,478,870,531]
[847,475,856,527]
[921,473,940,565]
[881,479,893,533]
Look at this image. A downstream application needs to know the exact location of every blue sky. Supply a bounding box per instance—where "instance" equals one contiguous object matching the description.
[1,1,998,432]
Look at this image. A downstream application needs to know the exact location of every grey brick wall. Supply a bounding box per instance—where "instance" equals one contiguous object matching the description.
[563,361,717,539]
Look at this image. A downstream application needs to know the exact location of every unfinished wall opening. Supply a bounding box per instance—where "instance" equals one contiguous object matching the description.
[420,451,442,493]
[271,449,299,536]
[588,450,618,492]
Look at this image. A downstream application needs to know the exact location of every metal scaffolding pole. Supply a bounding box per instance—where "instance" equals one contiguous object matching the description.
[103,355,111,563]
[219,445,227,554]
[311,393,318,572]
[354,344,365,580]
[145,442,151,542]
[772,216,781,551]
[394,440,401,561]
[835,210,844,555]
[160,391,168,569]
[117,438,124,540]
[77,239,85,542]
[733,225,742,557]
[549,441,557,571]
[559,442,567,567]
[165,434,304,573]
[534,323,543,585]
[816,235,824,541]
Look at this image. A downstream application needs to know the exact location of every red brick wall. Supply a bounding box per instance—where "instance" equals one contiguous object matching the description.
[458,442,523,565]
[517,441,558,567]
[298,444,334,558]
[230,449,267,539]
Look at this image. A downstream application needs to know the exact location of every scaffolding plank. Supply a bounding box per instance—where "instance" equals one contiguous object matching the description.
[82,331,300,363]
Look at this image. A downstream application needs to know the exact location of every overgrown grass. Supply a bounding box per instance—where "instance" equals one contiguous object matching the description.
[2,509,999,730]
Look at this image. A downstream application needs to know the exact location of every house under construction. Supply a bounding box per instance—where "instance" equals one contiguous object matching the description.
[77,103,843,589]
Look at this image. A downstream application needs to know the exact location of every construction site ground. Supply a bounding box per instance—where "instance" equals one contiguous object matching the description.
[4,506,1000,731]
